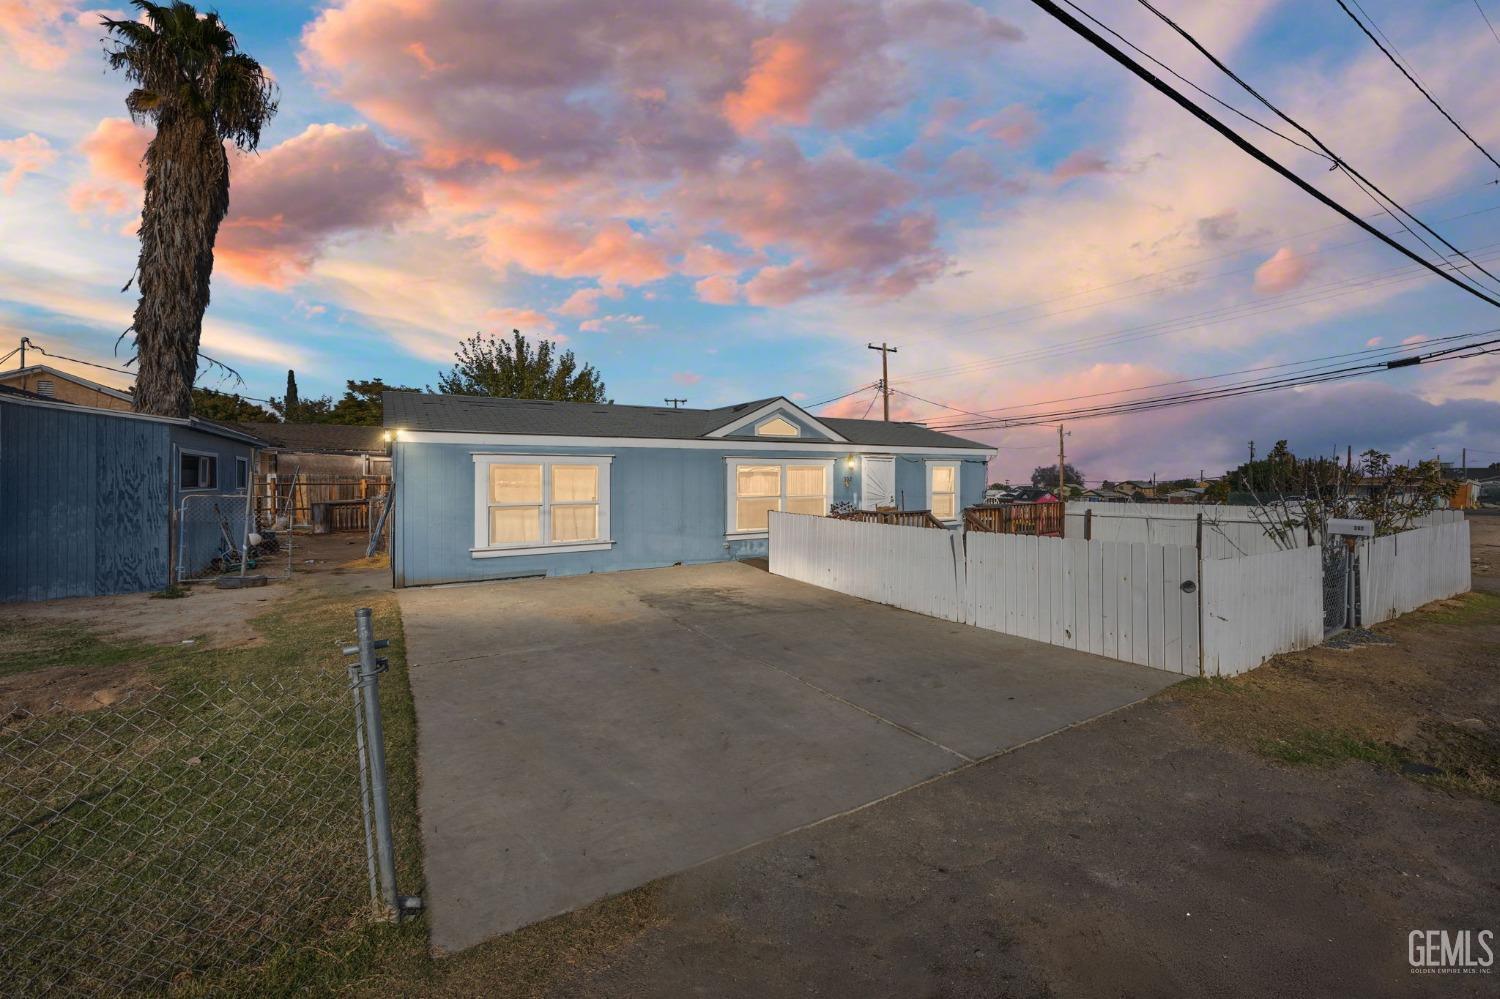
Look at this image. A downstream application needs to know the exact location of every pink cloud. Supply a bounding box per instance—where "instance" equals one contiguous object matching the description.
[67,119,421,286]
[555,285,622,318]
[1365,336,1382,347]
[578,313,647,333]
[694,273,741,304]
[481,306,555,333]
[1051,149,1111,181]
[216,124,423,287]
[0,0,82,70]
[1252,246,1313,295]
[672,371,702,385]
[0,132,56,193]
[480,219,672,287]
[967,103,1039,146]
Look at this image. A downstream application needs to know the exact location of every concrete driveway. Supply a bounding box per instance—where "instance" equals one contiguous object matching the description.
[398,561,1178,953]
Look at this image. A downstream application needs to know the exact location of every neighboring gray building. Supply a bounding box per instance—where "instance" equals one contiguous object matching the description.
[0,392,261,602]
[385,391,995,587]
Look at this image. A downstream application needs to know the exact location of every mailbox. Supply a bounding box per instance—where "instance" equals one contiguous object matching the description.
[1326,517,1374,538]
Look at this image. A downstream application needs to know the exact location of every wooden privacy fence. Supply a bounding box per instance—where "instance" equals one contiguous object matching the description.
[769,513,1202,676]
[257,476,390,531]
[1358,521,1471,625]
[830,508,947,529]
[964,502,1063,537]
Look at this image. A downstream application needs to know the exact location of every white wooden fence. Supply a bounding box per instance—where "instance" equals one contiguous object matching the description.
[1358,521,1472,625]
[769,513,1201,675]
[1066,501,1296,560]
[1200,545,1324,677]
[770,511,1471,680]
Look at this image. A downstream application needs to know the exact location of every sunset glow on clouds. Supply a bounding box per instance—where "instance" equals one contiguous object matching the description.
[2,0,1499,480]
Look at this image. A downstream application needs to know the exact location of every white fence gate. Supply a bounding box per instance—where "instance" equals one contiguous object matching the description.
[1200,545,1324,677]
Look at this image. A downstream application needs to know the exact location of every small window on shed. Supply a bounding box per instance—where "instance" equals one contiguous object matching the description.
[180,452,217,490]
[36,379,55,397]
[754,415,800,437]
[236,457,249,489]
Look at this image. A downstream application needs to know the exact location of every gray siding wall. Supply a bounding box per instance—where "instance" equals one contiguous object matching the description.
[170,427,257,579]
[392,440,987,587]
[0,400,171,601]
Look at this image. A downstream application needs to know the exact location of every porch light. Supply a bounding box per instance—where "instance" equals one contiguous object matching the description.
[846,456,856,470]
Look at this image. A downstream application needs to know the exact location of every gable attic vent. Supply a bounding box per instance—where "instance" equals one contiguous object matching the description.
[36,379,55,397]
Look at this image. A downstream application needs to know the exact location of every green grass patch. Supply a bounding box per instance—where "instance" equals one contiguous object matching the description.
[1411,590,1500,625]
[1254,729,1405,769]
[0,618,166,679]
[0,590,423,997]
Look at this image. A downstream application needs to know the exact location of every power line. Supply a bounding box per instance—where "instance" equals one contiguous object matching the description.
[807,382,878,409]
[1333,0,1500,172]
[859,384,882,420]
[892,244,1500,387]
[1475,0,1500,47]
[916,331,1492,426]
[920,329,1500,430]
[1023,0,1500,308]
[1128,0,1500,290]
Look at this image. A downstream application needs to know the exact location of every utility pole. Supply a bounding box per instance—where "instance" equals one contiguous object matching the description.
[18,336,28,368]
[1057,424,1066,499]
[1462,447,1467,477]
[664,398,686,409]
[867,342,898,421]
[1248,440,1255,465]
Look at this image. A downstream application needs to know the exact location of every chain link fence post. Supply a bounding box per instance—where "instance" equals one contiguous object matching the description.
[343,608,421,922]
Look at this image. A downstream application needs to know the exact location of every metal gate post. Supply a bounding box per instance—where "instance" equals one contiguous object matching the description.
[345,607,421,921]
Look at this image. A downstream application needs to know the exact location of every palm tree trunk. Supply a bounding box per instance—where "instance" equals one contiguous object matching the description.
[131,117,230,418]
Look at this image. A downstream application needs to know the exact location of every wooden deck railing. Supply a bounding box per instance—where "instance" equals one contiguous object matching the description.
[830,508,948,529]
[963,502,1064,537]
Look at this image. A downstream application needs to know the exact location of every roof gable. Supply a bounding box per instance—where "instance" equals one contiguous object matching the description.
[703,397,846,442]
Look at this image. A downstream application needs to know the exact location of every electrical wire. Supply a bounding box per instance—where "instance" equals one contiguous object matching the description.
[1475,0,1500,47]
[920,330,1500,430]
[1333,0,1500,171]
[1129,0,1500,289]
[807,382,878,409]
[859,384,882,420]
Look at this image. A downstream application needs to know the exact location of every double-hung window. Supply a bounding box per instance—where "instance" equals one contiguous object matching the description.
[726,458,832,535]
[927,461,959,522]
[472,455,612,556]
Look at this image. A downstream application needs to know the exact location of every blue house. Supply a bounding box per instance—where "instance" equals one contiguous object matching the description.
[384,392,995,587]
[0,389,261,601]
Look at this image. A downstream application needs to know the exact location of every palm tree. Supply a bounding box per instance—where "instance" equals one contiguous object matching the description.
[102,1,277,417]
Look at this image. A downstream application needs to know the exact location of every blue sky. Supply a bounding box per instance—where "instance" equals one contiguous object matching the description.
[2,0,1499,482]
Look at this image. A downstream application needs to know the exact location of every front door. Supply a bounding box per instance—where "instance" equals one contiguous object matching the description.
[860,456,895,510]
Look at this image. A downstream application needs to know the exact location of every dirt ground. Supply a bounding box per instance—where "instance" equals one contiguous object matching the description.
[1,532,388,713]
[393,517,1500,998]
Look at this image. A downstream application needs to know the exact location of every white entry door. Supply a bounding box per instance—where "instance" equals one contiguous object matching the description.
[860,456,895,510]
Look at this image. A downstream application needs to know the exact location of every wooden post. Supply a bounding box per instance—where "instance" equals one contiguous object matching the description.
[1195,512,1205,677]
[1084,507,1093,541]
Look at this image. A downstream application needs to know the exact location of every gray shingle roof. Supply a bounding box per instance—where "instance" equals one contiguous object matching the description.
[231,422,388,454]
[383,391,990,450]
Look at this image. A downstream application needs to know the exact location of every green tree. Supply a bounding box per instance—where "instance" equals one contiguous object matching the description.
[190,387,277,422]
[1030,463,1084,489]
[103,1,277,418]
[328,378,418,425]
[436,330,607,402]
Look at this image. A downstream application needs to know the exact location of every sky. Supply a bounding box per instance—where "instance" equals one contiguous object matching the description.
[2,0,1500,484]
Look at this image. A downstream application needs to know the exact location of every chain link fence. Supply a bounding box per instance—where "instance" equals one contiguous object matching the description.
[177,481,292,584]
[1321,539,1355,636]
[0,612,412,995]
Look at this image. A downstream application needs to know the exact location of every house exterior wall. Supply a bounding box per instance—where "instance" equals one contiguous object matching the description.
[170,427,257,579]
[392,439,987,587]
[0,371,133,411]
[0,398,171,601]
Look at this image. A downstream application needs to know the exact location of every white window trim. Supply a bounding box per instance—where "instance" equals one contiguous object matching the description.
[471,454,614,557]
[179,449,218,492]
[927,459,960,524]
[724,457,834,539]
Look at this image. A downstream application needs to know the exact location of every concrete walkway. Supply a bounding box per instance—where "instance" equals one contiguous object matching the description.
[398,561,1178,953]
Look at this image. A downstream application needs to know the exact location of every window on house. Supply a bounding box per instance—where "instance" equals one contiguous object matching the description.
[235,457,249,490]
[180,451,217,490]
[755,415,801,437]
[727,459,831,534]
[473,455,612,554]
[928,461,958,522]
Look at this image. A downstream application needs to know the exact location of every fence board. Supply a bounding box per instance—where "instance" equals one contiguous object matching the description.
[1200,545,1322,676]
